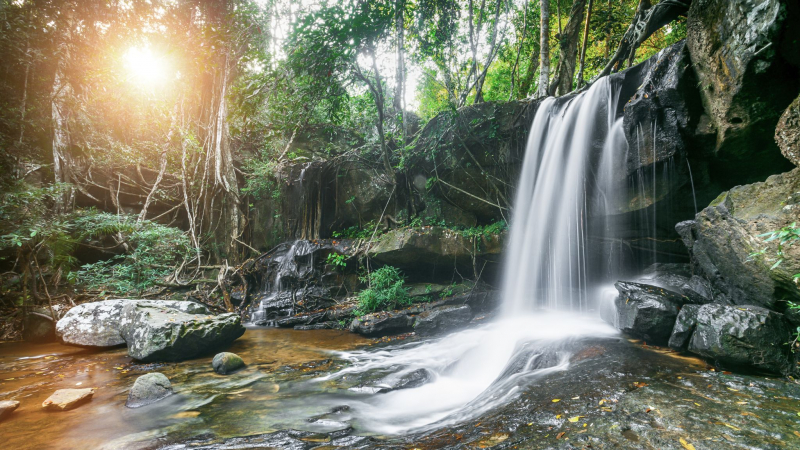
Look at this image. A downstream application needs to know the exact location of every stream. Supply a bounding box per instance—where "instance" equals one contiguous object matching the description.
[2,323,800,449]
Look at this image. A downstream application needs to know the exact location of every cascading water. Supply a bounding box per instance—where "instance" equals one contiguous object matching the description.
[317,77,629,434]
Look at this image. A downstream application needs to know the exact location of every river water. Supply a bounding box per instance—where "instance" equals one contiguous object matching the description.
[2,325,800,449]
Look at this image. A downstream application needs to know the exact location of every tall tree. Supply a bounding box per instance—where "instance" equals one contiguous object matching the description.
[537,0,550,97]
[575,0,594,88]
[548,0,586,96]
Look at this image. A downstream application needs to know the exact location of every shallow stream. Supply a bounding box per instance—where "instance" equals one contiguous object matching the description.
[2,320,800,449]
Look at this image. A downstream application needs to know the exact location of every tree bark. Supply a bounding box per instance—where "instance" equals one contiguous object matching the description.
[595,0,691,80]
[393,0,406,144]
[509,0,529,100]
[474,0,503,103]
[51,62,74,211]
[548,0,586,96]
[576,0,594,89]
[537,0,551,98]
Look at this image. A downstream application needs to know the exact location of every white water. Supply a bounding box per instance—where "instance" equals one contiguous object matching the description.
[320,77,628,435]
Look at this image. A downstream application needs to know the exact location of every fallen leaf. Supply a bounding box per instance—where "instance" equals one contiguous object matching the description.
[556,414,562,419]
[679,437,696,450]
[571,396,580,400]
[552,399,561,403]
[568,416,583,423]
[598,400,605,405]
[735,401,747,405]
[794,431,800,438]
[722,423,741,431]
[556,432,566,439]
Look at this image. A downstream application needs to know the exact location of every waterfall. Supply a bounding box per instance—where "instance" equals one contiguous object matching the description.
[502,76,627,313]
[320,76,627,435]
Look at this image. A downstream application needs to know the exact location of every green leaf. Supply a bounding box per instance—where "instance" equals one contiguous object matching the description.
[770,259,783,270]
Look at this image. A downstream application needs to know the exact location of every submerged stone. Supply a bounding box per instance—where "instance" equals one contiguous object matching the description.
[0,400,20,421]
[126,373,173,408]
[212,352,246,375]
[688,304,791,375]
[122,303,245,362]
[42,388,95,411]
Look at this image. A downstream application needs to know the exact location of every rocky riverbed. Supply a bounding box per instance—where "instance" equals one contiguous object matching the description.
[1,322,799,450]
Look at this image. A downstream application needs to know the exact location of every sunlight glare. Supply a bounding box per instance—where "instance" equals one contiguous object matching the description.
[124,46,169,87]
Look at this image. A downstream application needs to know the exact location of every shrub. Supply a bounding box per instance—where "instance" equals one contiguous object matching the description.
[356,266,412,314]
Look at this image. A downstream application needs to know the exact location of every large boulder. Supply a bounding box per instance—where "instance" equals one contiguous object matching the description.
[367,227,504,281]
[677,168,800,309]
[121,303,244,362]
[776,94,800,166]
[23,310,58,343]
[612,281,692,344]
[56,300,209,347]
[686,0,799,174]
[126,373,173,408]
[349,311,414,337]
[688,304,792,374]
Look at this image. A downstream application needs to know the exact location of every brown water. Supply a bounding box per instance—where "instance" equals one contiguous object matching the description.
[0,327,367,450]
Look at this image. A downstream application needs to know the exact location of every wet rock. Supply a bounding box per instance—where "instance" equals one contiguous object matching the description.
[294,321,341,331]
[42,388,95,411]
[637,264,715,304]
[121,303,244,362]
[613,281,690,344]
[668,304,701,351]
[622,41,696,176]
[367,227,504,280]
[56,300,209,347]
[374,369,433,393]
[687,0,800,168]
[0,400,20,421]
[413,305,472,337]
[777,94,800,166]
[22,312,56,343]
[688,304,791,374]
[349,311,414,337]
[212,352,246,375]
[126,373,173,408]
[678,169,800,308]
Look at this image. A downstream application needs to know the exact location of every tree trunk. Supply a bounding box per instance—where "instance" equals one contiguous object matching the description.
[509,0,529,100]
[474,0,503,103]
[576,0,594,89]
[51,63,74,211]
[394,0,406,145]
[548,0,587,96]
[537,0,551,98]
[595,0,691,80]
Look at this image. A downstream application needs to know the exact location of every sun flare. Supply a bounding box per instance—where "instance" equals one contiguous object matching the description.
[123,46,169,87]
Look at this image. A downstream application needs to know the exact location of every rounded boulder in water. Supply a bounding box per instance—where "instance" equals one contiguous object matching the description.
[212,352,245,375]
[126,373,173,408]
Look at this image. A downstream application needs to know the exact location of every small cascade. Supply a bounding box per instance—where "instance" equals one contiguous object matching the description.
[245,240,353,325]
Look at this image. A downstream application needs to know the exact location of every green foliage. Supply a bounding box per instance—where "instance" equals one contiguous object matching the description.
[458,220,508,239]
[76,217,194,295]
[753,223,800,276]
[332,220,380,239]
[326,253,347,268]
[356,266,412,314]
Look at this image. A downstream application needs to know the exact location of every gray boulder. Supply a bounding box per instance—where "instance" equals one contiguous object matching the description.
[0,400,20,421]
[413,305,472,337]
[122,303,244,362]
[56,300,209,347]
[677,169,800,309]
[688,304,791,374]
[613,281,691,344]
[349,311,414,337]
[776,94,800,166]
[126,373,173,408]
[212,352,246,375]
[42,388,95,411]
[668,304,701,351]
